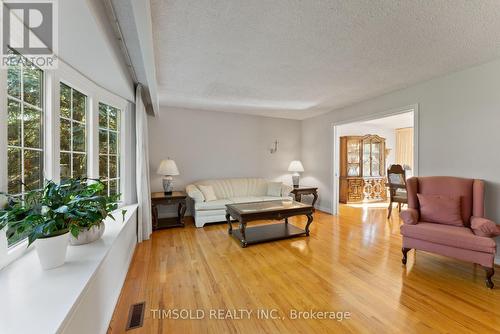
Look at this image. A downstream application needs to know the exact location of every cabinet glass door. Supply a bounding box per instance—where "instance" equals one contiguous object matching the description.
[347,139,360,176]
[371,142,380,176]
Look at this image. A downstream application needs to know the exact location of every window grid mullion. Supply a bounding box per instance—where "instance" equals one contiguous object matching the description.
[69,87,73,178]
[20,62,25,196]
[107,108,110,196]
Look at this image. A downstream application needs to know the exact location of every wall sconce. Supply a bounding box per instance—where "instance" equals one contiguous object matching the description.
[269,140,279,154]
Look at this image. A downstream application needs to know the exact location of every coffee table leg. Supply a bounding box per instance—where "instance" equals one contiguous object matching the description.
[240,221,248,247]
[226,213,232,234]
[305,213,313,236]
[285,217,288,224]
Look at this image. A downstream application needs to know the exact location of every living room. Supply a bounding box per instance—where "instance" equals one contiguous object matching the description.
[1,1,500,333]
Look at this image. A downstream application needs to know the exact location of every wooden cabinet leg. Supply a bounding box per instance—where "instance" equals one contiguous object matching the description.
[311,191,318,211]
[240,221,247,247]
[178,202,187,226]
[226,213,232,234]
[305,214,313,236]
[152,204,158,230]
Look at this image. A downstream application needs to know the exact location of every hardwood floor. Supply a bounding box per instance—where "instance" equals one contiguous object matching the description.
[109,204,500,333]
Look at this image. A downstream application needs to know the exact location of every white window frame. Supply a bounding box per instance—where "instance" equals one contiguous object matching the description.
[98,102,121,197]
[59,82,89,179]
[0,58,130,270]
[6,58,45,197]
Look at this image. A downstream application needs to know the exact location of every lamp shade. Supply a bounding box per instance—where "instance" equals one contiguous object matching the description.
[288,160,304,172]
[157,159,180,176]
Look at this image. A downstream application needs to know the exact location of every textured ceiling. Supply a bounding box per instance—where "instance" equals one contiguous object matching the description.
[151,0,500,120]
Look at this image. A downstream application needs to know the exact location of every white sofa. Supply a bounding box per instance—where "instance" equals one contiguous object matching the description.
[186,178,293,227]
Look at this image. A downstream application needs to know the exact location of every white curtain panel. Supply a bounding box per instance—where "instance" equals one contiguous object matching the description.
[395,127,414,170]
[135,85,152,242]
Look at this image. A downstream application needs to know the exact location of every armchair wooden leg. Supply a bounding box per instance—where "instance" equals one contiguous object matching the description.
[387,202,393,219]
[483,266,494,289]
[402,248,411,265]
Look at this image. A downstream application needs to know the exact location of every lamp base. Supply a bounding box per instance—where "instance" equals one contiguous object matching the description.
[162,176,174,194]
[292,174,300,188]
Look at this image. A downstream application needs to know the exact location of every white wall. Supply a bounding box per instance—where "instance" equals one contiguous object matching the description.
[301,57,500,238]
[149,107,302,192]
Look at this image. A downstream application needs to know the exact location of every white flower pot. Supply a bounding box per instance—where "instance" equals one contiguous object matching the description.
[0,227,7,267]
[35,232,69,270]
[69,222,105,246]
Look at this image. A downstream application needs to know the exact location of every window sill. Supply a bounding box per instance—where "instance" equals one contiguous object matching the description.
[0,204,138,334]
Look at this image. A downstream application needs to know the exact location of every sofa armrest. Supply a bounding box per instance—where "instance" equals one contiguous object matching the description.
[281,184,293,197]
[400,208,419,225]
[186,184,205,203]
[471,216,500,237]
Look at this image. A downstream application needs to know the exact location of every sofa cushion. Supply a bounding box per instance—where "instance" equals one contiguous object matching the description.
[417,193,463,226]
[198,185,217,202]
[267,182,282,197]
[471,217,500,237]
[186,184,204,202]
[195,199,232,210]
[400,222,496,253]
[195,178,269,199]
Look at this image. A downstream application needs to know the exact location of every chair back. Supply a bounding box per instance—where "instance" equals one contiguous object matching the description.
[387,164,407,197]
[406,176,485,225]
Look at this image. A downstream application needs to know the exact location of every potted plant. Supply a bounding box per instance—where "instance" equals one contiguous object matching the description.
[0,178,125,270]
[0,184,71,270]
[62,179,124,246]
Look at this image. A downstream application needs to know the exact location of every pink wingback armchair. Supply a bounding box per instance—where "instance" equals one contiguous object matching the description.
[400,176,498,288]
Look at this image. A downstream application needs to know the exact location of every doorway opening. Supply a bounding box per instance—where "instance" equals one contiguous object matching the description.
[332,106,418,216]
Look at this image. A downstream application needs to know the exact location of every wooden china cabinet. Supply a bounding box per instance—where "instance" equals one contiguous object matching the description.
[339,135,387,203]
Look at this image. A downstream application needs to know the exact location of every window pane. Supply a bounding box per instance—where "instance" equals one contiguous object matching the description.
[8,99,21,146]
[99,155,107,180]
[7,63,21,98]
[72,153,86,178]
[73,121,86,152]
[60,83,71,118]
[24,106,42,149]
[109,179,118,196]
[109,131,118,154]
[99,130,108,154]
[24,149,43,191]
[60,118,71,151]
[109,107,118,130]
[73,90,86,122]
[60,152,71,179]
[7,147,21,194]
[23,64,42,107]
[109,155,117,178]
[102,181,109,195]
[99,103,107,128]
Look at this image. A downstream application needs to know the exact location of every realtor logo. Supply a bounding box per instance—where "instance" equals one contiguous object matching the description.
[1,0,58,68]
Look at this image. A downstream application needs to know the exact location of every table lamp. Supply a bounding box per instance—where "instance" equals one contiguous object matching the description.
[288,160,304,188]
[157,158,179,194]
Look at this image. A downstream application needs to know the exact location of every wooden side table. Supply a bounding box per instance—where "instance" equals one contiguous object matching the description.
[290,186,318,210]
[151,191,187,230]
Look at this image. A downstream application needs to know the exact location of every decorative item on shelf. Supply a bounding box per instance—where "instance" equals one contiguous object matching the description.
[157,158,180,194]
[0,178,126,269]
[288,160,305,188]
[269,140,279,154]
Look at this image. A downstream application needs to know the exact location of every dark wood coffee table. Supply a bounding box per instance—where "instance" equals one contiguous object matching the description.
[225,201,314,248]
